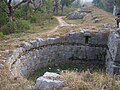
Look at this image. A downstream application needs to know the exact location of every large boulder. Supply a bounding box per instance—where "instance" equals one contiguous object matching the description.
[34,72,65,90]
[67,10,87,20]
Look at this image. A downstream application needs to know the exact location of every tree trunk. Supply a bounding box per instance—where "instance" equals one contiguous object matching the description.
[54,0,59,15]
[61,4,64,15]
[8,4,14,21]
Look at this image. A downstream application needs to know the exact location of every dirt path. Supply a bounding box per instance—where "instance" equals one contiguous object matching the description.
[56,16,70,26]
[55,16,76,26]
[49,16,76,33]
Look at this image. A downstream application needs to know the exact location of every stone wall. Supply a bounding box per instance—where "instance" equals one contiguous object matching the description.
[106,32,120,75]
[8,31,108,77]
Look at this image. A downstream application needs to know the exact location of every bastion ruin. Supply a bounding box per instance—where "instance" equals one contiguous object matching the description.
[8,30,120,77]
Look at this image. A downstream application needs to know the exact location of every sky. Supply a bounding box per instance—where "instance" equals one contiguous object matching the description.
[82,0,93,3]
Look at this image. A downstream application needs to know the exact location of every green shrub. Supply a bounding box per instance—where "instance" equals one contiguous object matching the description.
[15,8,27,18]
[0,20,30,35]
[29,12,42,23]
[0,22,16,35]
[0,32,4,40]
[29,15,37,23]
[15,20,30,32]
[28,11,53,23]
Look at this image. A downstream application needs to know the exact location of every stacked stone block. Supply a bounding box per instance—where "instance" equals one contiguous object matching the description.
[8,31,108,77]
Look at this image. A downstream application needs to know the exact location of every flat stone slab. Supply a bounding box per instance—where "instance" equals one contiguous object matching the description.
[35,72,65,90]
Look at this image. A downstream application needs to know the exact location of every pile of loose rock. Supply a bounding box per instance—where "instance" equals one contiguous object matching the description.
[67,9,91,20]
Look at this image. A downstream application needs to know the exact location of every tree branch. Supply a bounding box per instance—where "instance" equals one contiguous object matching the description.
[32,0,43,11]
[8,0,12,5]
[13,0,28,9]
[0,5,9,15]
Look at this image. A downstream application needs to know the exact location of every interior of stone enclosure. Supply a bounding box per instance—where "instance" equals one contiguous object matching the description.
[8,31,107,77]
[8,31,120,78]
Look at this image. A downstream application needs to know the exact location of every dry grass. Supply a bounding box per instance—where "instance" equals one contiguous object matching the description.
[1,70,120,90]
[61,71,120,90]
[0,69,34,90]
[64,6,116,28]
[0,65,34,90]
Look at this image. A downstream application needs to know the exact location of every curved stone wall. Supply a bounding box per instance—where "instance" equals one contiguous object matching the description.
[8,31,108,77]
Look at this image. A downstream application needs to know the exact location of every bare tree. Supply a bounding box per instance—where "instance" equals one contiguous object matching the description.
[0,0,31,21]
[53,0,59,15]
[32,0,43,12]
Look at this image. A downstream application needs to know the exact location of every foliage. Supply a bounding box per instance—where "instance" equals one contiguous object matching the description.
[15,6,28,18]
[93,0,120,12]
[0,22,16,35]
[15,19,31,32]
[93,0,104,8]
[61,0,75,7]
[0,32,4,40]
[0,0,78,35]
[0,0,57,35]
[0,20,30,35]
[0,0,8,27]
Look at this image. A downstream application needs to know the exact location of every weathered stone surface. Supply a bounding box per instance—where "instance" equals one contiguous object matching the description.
[0,64,4,69]
[94,18,100,23]
[47,38,56,45]
[21,42,33,51]
[106,32,120,75]
[35,72,65,90]
[8,31,108,77]
[106,51,114,75]
[8,47,25,67]
[67,11,87,20]
[30,40,38,48]
[89,32,108,46]
[108,32,120,62]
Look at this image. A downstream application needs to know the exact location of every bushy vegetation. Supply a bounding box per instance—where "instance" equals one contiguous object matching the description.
[0,0,76,36]
[0,32,4,40]
[92,0,120,12]
[0,20,30,35]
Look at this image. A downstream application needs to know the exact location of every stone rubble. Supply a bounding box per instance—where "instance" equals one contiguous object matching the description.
[34,72,65,90]
[67,10,88,20]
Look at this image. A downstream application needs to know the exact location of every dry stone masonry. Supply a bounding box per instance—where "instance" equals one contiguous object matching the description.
[7,30,120,77]
[106,32,120,75]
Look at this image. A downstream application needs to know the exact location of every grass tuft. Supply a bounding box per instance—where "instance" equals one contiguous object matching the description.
[61,71,120,90]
